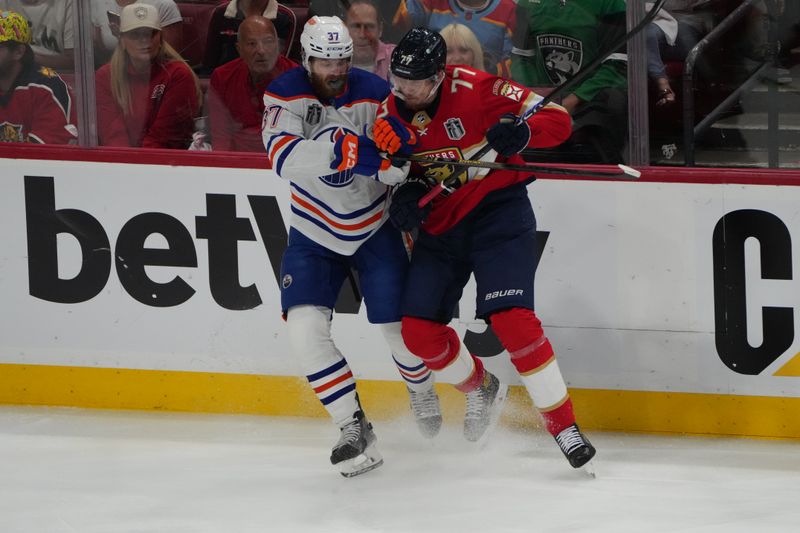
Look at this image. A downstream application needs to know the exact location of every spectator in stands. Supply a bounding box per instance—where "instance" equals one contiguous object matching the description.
[511,0,629,164]
[203,0,296,71]
[646,0,718,106]
[440,22,484,71]
[0,0,74,70]
[93,1,184,65]
[206,15,296,151]
[312,0,406,43]
[0,10,77,143]
[95,3,201,149]
[344,0,394,80]
[394,0,516,75]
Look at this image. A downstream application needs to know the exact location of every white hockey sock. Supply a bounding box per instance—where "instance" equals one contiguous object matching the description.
[518,357,569,412]
[380,322,434,393]
[287,305,359,426]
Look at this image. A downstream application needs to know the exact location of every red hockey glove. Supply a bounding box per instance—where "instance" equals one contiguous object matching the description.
[389,178,431,231]
[486,113,531,157]
[373,116,417,156]
[332,134,391,175]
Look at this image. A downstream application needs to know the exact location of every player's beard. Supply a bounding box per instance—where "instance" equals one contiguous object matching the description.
[311,72,348,100]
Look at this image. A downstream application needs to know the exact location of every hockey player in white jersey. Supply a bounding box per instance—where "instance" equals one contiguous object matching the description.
[262,16,442,477]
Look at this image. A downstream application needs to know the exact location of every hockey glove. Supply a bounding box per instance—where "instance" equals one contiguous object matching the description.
[389,179,432,231]
[486,113,531,157]
[332,133,390,176]
[373,116,417,163]
[376,161,410,186]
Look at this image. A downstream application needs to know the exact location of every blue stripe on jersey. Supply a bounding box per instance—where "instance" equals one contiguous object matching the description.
[291,182,388,219]
[307,358,348,382]
[291,207,376,242]
[319,383,356,405]
[264,130,294,157]
[276,137,302,175]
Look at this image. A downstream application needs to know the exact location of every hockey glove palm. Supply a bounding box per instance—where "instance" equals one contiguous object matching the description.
[332,134,390,176]
[389,179,432,231]
[373,116,417,160]
[486,113,531,157]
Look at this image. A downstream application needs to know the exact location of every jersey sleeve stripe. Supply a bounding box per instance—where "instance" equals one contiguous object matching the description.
[267,134,300,168]
[275,137,302,175]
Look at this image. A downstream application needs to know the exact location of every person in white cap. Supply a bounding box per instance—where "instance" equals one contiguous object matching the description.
[94,3,201,148]
[92,0,185,63]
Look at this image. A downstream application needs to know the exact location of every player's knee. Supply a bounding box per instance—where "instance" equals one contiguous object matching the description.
[490,308,554,373]
[401,316,451,359]
[286,305,334,356]
[489,308,543,350]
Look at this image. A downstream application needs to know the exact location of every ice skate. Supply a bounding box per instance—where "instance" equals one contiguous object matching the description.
[330,409,383,478]
[555,423,596,476]
[463,370,508,443]
[407,386,442,438]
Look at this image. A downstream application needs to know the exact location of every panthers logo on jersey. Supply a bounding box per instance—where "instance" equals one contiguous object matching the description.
[415,147,469,188]
[537,33,582,85]
[0,122,25,142]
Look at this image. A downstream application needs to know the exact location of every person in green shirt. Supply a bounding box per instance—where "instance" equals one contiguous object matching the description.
[511,0,629,163]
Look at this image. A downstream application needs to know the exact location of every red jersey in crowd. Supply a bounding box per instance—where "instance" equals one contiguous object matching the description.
[95,59,200,149]
[0,63,77,144]
[207,55,296,152]
[380,64,571,234]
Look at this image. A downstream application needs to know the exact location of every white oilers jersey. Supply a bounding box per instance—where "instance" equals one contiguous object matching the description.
[263,67,391,256]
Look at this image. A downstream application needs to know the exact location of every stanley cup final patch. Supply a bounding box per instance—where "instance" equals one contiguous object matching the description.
[443,118,465,140]
[536,33,583,85]
[305,103,322,125]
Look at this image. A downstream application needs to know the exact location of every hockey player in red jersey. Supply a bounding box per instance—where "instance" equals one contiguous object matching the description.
[373,27,596,470]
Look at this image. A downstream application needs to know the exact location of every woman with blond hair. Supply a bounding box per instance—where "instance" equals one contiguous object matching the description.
[95,3,201,148]
[439,23,485,72]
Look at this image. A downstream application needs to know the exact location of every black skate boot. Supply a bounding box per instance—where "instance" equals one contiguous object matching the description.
[330,409,383,478]
[407,386,442,438]
[555,423,596,472]
[463,370,508,443]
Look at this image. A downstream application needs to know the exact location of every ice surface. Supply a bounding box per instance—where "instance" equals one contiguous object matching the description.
[1,406,798,533]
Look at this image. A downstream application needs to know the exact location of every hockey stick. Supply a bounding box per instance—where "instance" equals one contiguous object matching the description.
[414,161,640,206]
[405,0,665,207]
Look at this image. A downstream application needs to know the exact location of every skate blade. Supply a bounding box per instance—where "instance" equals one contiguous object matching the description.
[580,460,597,479]
[338,445,384,478]
[473,383,509,449]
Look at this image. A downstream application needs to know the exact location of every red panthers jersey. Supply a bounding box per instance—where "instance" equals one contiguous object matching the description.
[379,65,571,234]
[0,63,77,145]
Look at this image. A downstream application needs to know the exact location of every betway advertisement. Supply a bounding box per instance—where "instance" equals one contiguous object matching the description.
[2,158,799,399]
